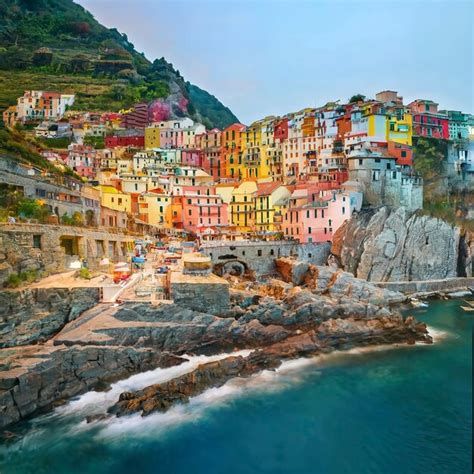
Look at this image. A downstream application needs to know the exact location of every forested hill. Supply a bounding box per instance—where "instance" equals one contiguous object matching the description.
[0,0,239,129]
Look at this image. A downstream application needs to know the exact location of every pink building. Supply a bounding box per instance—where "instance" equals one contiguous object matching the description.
[67,144,97,179]
[174,185,228,236]
[181,149,203,168]
[196,129,223,180]
[282,187,352,243]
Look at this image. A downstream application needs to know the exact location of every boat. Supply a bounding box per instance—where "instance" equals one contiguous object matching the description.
[463,300,474,308]
[460,305,474,312]
[410,298,428,308]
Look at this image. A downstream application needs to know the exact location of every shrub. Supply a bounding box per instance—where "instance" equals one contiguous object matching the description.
[4,273,22,288]
[19,270,39,283]
[78,268,92,280]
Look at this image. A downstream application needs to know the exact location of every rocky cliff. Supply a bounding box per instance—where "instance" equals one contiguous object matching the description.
[332,207,473,282]
[0,287,100,348]
[0,265,432,429]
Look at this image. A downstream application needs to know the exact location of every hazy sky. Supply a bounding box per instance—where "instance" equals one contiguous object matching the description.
[78,0,473,124]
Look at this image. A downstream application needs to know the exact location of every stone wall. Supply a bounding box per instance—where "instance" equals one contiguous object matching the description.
[375,277,474,295]
[0,223,137,284]
[0,287,100,347]
[202,241,331,276]
[170,272,229,315]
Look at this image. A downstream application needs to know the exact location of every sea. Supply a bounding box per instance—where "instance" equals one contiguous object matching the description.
[0,299,472,474]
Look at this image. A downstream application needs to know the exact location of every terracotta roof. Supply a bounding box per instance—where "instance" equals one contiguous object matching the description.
[256,182,283,197]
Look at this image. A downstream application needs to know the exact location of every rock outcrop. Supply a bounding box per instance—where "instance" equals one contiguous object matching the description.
[107,312,430,418]
[331,207,466,281]
[0,287,100,348]
[0,345,184,428]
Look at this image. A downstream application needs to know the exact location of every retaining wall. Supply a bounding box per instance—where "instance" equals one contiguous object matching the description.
[375,277,474,295]
[201,241,331,275]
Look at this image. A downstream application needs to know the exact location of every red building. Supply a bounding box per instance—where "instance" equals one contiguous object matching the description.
[408,100,449,140]
[105,130,145,148]
[121,103,149,129]
[274,118,289,142]
[388,141,413,166]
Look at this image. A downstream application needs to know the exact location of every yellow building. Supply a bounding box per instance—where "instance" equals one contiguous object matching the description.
[137,190,171,227]
[215,183,236,205]
[97,185,132,213]
[242,123,262,180]
[229,181,257,232]
[386,112,412,145]
[145,126,161,149]
[254,183,291,233]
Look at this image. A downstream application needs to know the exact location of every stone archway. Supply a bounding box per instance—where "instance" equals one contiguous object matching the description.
[214,259,248,277]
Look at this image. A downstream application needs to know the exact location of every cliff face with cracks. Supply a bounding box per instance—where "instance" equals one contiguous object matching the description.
[331,207,473,282]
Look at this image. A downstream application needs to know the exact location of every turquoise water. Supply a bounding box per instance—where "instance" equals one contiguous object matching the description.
[1,299,472,474]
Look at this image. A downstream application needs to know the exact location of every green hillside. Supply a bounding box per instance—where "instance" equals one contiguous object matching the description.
[0,0,239,129]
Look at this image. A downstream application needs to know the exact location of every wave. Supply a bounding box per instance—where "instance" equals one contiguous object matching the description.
[36,331,446,442]
[91,341,432,442]
[426,325,451,343]
[55,350,252,418]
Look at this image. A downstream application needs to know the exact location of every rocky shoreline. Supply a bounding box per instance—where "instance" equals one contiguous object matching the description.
[0,259,434,430]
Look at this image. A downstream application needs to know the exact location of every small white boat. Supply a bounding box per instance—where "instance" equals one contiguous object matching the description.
[463,300,474,308]
[411,298,428,308]
[460,305,474,313]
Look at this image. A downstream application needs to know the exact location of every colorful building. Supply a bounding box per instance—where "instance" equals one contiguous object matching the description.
[170,185,228,236]
[253,182,291,233]
[408,100,449,139]
[97,185,132,214]
[229,181,258,231]
[137,188,171,226]
[222,123,247,180]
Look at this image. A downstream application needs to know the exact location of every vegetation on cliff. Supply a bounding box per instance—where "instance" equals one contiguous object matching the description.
[0,0,239,128]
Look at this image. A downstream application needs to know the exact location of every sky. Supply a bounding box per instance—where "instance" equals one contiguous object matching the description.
[78,0,473,124]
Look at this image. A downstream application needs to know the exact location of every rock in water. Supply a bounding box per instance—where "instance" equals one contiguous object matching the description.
[107,355,281,417]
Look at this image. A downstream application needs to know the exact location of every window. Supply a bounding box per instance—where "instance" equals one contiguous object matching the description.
[257,250,262,256]
[308,227,312,234]
[359,159,363,166]
[401,151,407,158]
[33,235,42,249]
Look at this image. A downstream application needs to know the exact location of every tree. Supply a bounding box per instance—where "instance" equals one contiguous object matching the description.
[349,94,366,103]
[72,211,84,226]
[85,209,96,227]
[412,138,446,179]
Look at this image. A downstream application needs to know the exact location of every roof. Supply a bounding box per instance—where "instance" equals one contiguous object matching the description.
[99,185,121,194]
[256,182,283,197]
[291,188,308,199]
